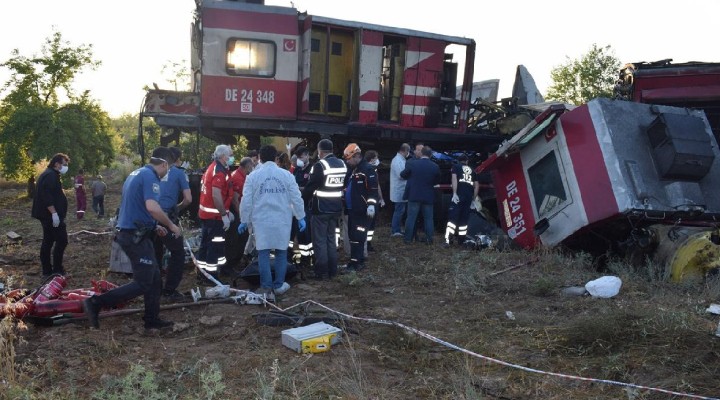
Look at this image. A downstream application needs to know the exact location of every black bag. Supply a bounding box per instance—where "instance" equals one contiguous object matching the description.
[239,257,297,286]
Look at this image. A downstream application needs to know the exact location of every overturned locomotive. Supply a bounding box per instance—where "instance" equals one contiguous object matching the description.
[481,98,720,281]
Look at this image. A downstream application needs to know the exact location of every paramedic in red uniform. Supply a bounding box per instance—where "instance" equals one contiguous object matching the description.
[197,144,235,279]
[226,156,254,269]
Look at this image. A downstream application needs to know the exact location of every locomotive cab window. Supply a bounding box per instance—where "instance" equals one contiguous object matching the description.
[527,150,568,218]
[226,39,276,77]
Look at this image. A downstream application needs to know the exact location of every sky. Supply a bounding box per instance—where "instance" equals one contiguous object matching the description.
[2,0,720,118]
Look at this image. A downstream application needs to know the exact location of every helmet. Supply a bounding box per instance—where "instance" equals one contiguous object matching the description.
[343,143,361,160]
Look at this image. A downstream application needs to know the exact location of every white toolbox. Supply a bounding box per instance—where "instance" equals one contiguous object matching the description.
[281,322,343,353]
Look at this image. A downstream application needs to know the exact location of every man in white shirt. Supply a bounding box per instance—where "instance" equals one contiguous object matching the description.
[389,143,410,237]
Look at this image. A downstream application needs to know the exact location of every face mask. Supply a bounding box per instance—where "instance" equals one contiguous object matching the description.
[160,163,170,182]
[59,165,69,174]
[296,159,305,168]
[370,159,380,167]
[228,156,235,165]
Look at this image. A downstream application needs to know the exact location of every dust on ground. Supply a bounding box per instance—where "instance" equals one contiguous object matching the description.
[1,178,720,400]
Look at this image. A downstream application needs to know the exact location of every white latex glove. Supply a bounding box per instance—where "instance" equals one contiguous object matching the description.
[451,193,460,204]
[366,205,375,218]
[379,198,386,208]
[51,212,60,227]
[470,199,478,211]
[221,214,231,231]
[227,212,235,223]
[285,143,292,152]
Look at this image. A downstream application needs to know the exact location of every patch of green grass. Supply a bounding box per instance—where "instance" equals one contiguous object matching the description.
[91,363,165,400]
[531,277,555,297]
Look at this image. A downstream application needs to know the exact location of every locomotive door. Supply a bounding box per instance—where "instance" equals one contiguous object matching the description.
[379,37,406,122]
[309,27,355,117]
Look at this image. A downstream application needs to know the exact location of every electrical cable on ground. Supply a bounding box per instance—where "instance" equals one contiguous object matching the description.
[67,230,114,236]
[277,299,718,400]
[182,241,715,398]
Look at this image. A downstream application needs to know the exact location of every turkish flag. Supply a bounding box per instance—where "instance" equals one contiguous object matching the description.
[283,39,296,52]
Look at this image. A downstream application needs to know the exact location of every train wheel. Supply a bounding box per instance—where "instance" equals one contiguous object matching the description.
[652,225,720,282]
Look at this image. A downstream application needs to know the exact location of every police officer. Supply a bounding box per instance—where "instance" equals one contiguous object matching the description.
[303,139,347,279]
[444,154,476,247]
[153,147,192,301]
[83,147,180,331]
[292,146,313,268]
[197,144,234,279]
[342,143,378,272]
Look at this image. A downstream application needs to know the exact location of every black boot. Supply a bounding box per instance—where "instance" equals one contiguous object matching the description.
[83,296,101,329]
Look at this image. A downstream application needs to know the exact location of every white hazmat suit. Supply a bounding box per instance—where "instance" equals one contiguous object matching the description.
[240,161,306,250]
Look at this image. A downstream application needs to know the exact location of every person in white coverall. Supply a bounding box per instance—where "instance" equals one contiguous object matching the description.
[238,145,306,297]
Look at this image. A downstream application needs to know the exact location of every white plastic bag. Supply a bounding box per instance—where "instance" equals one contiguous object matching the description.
[585,276,622,298]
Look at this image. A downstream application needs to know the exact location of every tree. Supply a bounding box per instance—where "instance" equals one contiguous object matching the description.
[161,59,191,92]
[545,44,621,105]
[0,31,117,181]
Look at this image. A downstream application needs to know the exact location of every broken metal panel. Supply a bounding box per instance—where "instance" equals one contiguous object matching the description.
[512,65,545,105]
[144,91,200,116]
[492,103,568,158]
[457,79,499,103]
[591,99,720,217]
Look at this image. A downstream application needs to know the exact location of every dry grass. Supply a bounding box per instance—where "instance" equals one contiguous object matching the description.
[2,183,720,399]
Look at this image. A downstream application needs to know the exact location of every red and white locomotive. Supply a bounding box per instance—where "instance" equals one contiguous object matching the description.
[142,0,496,152]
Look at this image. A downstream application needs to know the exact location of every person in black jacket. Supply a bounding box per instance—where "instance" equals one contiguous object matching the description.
[401,146,441,244]
[342,143,378,271]
[31,153,70,277]
[302,139,347,279]
[291,146,313,268]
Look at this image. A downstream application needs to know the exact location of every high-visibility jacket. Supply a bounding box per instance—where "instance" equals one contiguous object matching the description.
[345,159,378,214]
[302,154,347,215]
[198,160,232,220]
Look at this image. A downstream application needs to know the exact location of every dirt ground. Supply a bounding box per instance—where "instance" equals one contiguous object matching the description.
[1,176,720,400]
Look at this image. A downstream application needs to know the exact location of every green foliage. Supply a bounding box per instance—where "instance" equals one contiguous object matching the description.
[161,59,191,91]
[545,44,621,105]
[111,113,145,158]
[90,361,226,400]
[0,31,116,181]
[91,364,166,400]
[198,362,226,400]
[124,112,248,169]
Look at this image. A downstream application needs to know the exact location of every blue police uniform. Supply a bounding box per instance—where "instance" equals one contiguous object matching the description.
[154,165,190,296]
[90,165,166,327]
[445,163,476,245]
[159,165,190,213]
[303,154,347,278]
[345,159,378,269]
[117,165,161,229]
